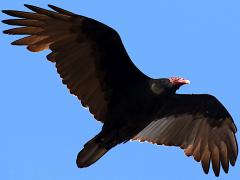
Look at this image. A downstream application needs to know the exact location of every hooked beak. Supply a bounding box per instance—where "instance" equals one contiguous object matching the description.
[178,79,190,85]
[169,77,190,85]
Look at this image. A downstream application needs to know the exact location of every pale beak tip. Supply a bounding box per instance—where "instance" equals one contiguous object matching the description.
[185,80,190,84]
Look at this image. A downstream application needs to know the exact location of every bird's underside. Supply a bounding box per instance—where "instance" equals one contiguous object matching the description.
[2,4,238,177]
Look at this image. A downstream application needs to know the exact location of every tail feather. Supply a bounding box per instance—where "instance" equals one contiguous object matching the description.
[76,139,108,168]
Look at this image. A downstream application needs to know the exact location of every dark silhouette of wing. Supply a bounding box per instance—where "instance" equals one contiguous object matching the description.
[132,94,238,177]
[2,4,149,122]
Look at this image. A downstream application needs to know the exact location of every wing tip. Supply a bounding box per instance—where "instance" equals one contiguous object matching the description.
[47,4,75,16]
[11,40,24,46]
[2,19,8,24]
[222,166,229,174]
[202,167,210,175]
[11,41,16,45]
[3,29,10,34]
[23,4,48,14]
[2,10,11,15]
[23,4,34,10]
[48,4,56,8]
[23,4,31,7]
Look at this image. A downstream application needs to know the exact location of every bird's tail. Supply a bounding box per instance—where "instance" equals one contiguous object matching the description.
[76,135,109,168]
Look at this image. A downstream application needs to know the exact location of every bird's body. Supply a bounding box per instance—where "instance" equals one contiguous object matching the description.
[2,4,238,177]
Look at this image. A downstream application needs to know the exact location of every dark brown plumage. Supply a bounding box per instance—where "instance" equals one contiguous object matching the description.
[2,4,238,177]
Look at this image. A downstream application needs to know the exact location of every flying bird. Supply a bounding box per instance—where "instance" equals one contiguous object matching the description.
[2,4,238,177]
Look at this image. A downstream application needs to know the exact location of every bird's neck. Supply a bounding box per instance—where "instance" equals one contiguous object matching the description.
[149,80,177,96]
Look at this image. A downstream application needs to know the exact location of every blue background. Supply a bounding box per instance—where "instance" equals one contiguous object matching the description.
[1,0,239,179]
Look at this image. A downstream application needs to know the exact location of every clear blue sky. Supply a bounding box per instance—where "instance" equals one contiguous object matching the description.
[1,0,239,179]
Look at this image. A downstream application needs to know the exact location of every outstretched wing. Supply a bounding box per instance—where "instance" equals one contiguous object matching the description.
[2,4,149,122]
[132,94,238,176]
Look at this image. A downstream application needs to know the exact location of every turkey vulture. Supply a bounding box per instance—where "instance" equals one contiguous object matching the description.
[2,4,238,177]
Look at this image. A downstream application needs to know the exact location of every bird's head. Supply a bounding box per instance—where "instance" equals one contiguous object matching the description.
[168,76,190,92]
[168,77,190,87]
[150,77,190,95]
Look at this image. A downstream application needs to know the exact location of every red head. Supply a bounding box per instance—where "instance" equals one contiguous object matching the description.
[168,77,190,86]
